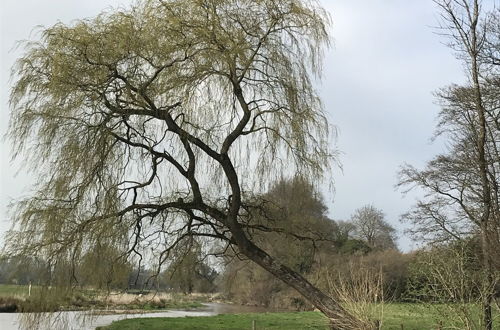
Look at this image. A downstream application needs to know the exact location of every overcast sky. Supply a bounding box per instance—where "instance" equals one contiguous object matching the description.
[0,0,469,252]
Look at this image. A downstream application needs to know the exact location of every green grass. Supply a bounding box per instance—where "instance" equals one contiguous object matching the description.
[381,303,444,329]
[0,284,35,297]
[382,303,500,329]
[98,303,500,330]
[97,312,329,330]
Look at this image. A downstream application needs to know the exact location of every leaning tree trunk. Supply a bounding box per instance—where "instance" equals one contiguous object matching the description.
[241,243,352,329]
[230,226,376,329]
[219,151,376,328]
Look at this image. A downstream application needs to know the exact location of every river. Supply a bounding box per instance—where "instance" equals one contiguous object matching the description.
[0,303,276,330]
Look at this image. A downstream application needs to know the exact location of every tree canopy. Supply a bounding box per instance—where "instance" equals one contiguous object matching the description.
[350,205,396,251]
[8,0,332,259]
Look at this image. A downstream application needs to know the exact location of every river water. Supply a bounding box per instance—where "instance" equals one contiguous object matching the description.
[0,303,274,330]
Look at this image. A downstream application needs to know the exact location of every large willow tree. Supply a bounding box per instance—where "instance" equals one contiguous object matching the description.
[7,0,364,328]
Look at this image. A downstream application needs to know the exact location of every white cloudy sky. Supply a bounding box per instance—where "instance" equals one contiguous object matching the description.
[0,0,471,252]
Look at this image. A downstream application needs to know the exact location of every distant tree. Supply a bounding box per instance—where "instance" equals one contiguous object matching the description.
[253,176,340,273]
[0,256,49,285]
[335,220,356,244]
[127,266,155,291]
[78,244,132,290]
[350,205,396,250]
[164,238,217,294]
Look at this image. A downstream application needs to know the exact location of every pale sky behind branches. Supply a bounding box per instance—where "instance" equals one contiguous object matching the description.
[0,0,473,252]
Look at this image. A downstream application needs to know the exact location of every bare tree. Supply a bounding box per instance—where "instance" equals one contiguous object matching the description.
[6,0,367,328]
[350,205,396,251]
[399,1,500,328]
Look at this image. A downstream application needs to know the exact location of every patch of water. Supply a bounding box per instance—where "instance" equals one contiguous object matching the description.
[0,303,280,330]
[0,308,213,330]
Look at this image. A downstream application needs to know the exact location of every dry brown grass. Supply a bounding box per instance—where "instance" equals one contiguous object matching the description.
[100,292,171,305]
[327,261,384,329]
[105,292,215,303]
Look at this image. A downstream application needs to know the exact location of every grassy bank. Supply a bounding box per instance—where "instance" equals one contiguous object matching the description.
[97,303,500,330]
[0,284,38,297]
[0,284,208,313]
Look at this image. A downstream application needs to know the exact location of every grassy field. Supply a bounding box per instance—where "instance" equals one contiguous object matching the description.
[97,312,329,330]
[0,284,35,297]
[98,303,500,330]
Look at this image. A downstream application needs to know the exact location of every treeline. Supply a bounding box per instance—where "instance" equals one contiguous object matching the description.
[0,248,217,294]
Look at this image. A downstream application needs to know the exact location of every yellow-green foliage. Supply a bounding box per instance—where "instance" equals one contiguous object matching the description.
[7,0,332,264]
